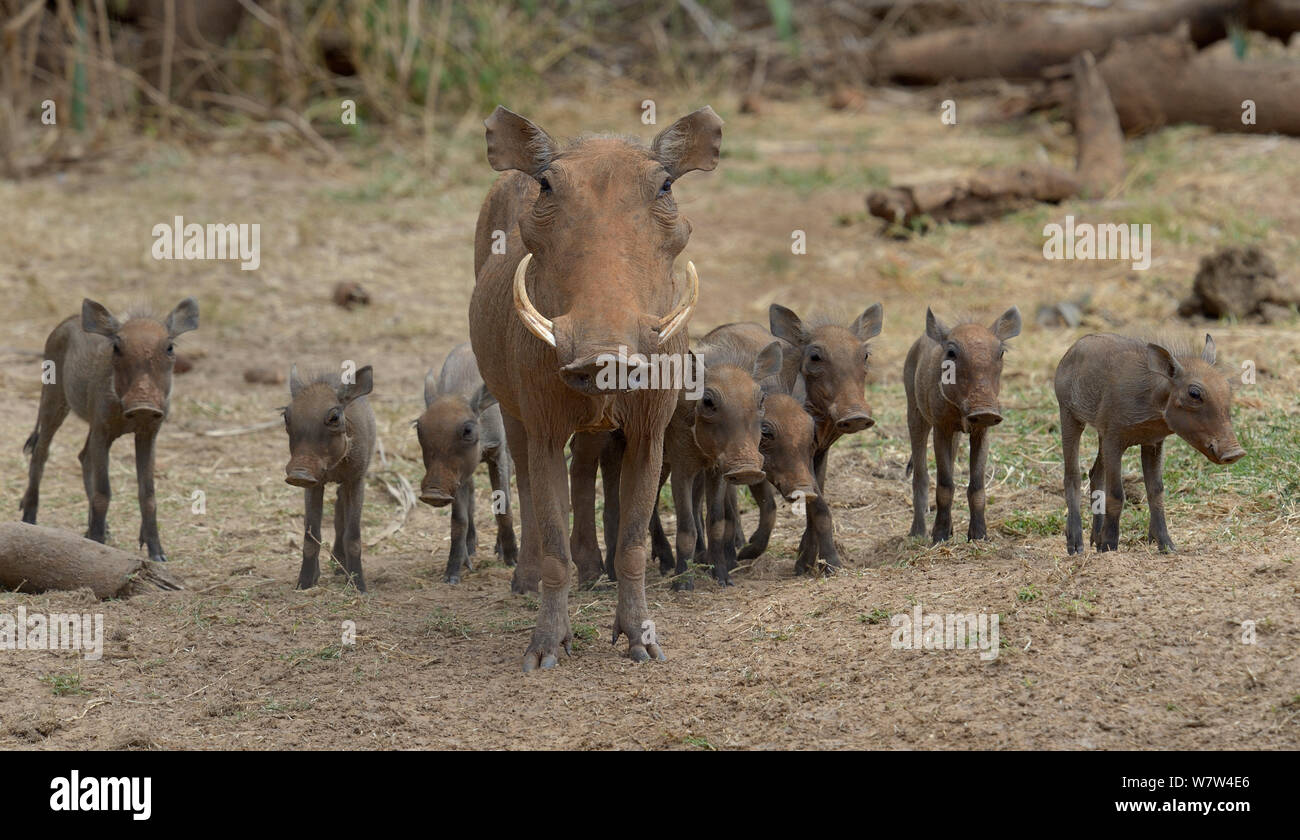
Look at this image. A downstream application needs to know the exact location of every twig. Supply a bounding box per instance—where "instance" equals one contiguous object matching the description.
[200,418,282,437]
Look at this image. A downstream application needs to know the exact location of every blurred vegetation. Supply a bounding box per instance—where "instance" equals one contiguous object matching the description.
[1,0,1004,175]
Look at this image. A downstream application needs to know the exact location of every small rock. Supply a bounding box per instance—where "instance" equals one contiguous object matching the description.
[244,367,285,385]
[333,281,371,310]
[1179,246,1299,323]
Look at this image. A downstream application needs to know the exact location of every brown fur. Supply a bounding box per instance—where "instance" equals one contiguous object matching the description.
[1054,332,1244,554]
[468,105,722,670]
[415,343,516,584]
[904,306,1022,543]
[283,366,375,591]
[767,301,884,573]
[20,298,199,562]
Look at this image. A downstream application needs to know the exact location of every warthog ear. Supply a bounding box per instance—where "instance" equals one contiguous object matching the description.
[81,299,121,338]
[423,368,438,408]
[769,304,807,346]
[753,341,783,382]
[652,107,724,179]
[925,308,950,344]
[165,297,200,337]
[338,365,374,405]
[1146,343,1184,381]
[852,303,884,341]
[991,306,1021,342]
[289,364,305,397]
[470,384,498,415]
[484,106,556,177]
[1202,334,1217,365]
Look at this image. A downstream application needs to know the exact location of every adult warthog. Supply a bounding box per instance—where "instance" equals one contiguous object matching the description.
[469,105,722,671]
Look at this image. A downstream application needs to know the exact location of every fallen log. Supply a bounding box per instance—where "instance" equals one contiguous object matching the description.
[1097,25,1300,136]
[0,523,183,599]
[870,0,1298,84]
[867,50,1123,227]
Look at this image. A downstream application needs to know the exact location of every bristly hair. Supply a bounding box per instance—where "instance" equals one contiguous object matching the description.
[1134,332,1226,373]
[564,132,648,152]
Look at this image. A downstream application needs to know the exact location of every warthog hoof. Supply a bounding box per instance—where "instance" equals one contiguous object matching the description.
[522,628,573,672]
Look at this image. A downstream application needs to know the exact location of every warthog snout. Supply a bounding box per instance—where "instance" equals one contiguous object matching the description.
[123,403,165,419]
[724,466,766,486]
[965,409,1003,428]
[1208,440,1245,465]
[835,412,874,433]
[285,468,319,488]
[419,488,455,507]
[559,355,613,396]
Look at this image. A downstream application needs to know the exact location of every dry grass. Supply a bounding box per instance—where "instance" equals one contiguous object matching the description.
[0,86,1297,749]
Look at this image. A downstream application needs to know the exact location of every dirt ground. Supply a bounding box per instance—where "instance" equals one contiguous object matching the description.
[1,90,1297,749]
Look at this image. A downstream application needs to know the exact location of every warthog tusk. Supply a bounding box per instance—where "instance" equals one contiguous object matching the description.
[657,260,698,344]
[512,253,556,347]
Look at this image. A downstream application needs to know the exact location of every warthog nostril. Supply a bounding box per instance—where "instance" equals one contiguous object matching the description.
[124,404,165,419]
[724,467,766,486]
[835,413,873,433]
[1218,446,1245,465]
[285,469,320,488]
[966,410,1003,427]
[419,490,454,507]
[559,357,611,396]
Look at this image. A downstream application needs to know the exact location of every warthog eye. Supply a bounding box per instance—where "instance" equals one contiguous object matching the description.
[461,421,477,442]
[658,178,673,197]
[701,392,717,412]
[111,340,123,356]
[945,346,958,360]
[325,407,342,427]
[538,176,552,194]
[1188,385,1203,402]
[166,342,175,357]
[761,421,775,441]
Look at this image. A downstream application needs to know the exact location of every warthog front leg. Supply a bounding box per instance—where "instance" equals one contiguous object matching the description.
[705,473,733,586]
[522,434,573,672]
[134,429,166,562]
[600,431,626,581]
[737,481,775,561]
[611,431,667,663]
[967,425,990,541]
[1087,450,1104,548]
[298,483,325,590]
[444,480,473,584]
[1060,411,1085,555]
[503,414,540,594]
[669,467,695,591]
[1098,436,1125,552]
[488,451,518,567]
[931,426,956,544]
[1141,441,1175,552]
[81,431,113,544]
[568,431,605,588]
[907,405,932,539]
[340,477,366,592]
